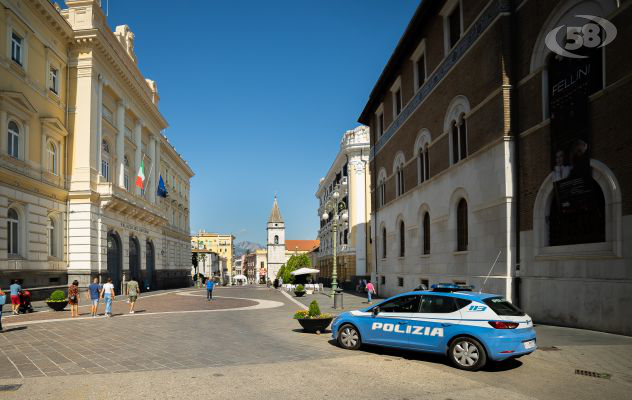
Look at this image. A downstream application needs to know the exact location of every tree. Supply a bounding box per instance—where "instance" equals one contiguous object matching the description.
[191,252,198,269]
[280,254,311,284]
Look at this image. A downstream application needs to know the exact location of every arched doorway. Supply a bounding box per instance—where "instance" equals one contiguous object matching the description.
[107,231,122,294]
[129,236,141,282]
[146,240,157,291]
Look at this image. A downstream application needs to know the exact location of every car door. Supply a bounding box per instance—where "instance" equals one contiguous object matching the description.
[407,294,463,352]
[360,295,421,347]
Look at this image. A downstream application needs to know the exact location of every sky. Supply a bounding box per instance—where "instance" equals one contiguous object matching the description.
[97,0,419,245]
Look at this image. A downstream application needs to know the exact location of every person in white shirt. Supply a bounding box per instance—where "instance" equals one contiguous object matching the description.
[100,277,115,317]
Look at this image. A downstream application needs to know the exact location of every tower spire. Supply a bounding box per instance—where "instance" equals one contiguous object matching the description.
[268,196,283,224]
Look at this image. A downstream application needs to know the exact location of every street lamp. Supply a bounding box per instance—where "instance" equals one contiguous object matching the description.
[321,191,348,295]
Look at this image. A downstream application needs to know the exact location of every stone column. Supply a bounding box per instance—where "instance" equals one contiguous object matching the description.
[116,100,125,188]
[0,110,7,153]
[134,119,142,195]
[96,78,103,172]
[349,156,367,276]
[148,134,156,203]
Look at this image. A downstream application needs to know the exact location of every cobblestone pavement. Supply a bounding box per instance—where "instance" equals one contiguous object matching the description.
[0,286,630,399]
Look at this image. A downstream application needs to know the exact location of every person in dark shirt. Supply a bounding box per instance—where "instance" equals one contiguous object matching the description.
[87,277,101,317]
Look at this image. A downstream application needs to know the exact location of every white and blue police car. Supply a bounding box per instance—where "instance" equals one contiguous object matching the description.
[331,284,536,371]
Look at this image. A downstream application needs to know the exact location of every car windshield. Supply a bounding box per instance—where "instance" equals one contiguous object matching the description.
[483,297,525,316]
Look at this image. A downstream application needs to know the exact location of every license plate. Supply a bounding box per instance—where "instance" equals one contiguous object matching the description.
[523,340,536,349]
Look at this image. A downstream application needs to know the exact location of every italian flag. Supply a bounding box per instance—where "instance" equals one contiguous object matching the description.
[135,159,145,189]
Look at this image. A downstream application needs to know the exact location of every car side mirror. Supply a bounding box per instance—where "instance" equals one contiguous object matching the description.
[372,307,380,316]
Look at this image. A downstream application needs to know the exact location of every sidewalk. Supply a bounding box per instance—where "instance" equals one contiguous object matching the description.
[290,288,378,313]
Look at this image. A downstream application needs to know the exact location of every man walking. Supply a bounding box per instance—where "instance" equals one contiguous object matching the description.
[126,276,140,314]
[9,280,21,315]
[366,280,376,304]
[206,278,215,300]
[87,277,101,317]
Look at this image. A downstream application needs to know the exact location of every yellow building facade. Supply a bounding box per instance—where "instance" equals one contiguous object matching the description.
[0,0,193,293]
[191,231,234,280]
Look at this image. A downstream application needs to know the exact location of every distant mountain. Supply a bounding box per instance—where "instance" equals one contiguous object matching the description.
[234,241,265,257]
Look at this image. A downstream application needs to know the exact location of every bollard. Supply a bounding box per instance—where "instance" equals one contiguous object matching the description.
[333,289,344,309]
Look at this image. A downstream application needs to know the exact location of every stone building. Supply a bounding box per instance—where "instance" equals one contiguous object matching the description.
[0,0,193,294]
[360,0,631,334]
[316,126,372,289]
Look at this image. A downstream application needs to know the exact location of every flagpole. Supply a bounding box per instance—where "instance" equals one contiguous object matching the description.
[144,160,155,199]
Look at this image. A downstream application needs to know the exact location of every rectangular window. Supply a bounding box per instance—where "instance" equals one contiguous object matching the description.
[416,53,426,90]
[49,67,59,94]
[397,277,404,287]
[101,159,109,180]
[380,275,386,285]
[11,32,23,65]
[124,174,129,190]
[377,112,384,137]
[448,3,462,49]
[8,220,18,255]
[394,88,402,116]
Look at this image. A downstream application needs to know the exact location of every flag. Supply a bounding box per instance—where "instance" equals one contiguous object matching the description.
[135,159,145,189]
[157,175,168,198]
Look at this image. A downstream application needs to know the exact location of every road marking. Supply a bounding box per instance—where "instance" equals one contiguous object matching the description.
[279,289,308,310]
[1,295,284,328]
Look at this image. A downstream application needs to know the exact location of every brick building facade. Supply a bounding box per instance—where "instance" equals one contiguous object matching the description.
[360,0,631,335]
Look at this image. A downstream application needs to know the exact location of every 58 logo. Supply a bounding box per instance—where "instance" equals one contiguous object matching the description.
[545,15,617,59]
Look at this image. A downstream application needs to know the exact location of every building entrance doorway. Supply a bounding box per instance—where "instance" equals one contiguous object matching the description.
[146,240,157,291]
[107,231,122,294]
[129,236,141,282]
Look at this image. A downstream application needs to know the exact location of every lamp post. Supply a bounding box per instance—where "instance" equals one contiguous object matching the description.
[322,191,348,295]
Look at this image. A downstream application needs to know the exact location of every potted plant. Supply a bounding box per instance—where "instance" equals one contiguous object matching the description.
[46,290,68,311]
[294,284,306,297]
[294,300,333,334]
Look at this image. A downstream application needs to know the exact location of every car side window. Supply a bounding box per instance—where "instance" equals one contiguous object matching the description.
[378,295,421,313]
[419,295,458,313]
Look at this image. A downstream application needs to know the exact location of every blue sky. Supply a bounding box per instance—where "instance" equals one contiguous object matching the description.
[100,0,419,244]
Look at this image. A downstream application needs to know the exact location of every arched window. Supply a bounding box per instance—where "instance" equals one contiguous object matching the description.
[399,220,405,257]
[381,227,387,259]
[47,141,57,175]
[393,153,405,197]
[274,235,279,245]
[377,169,387,208]
[8,120,19,158]
[444,96,470,165]
[7,207,19,255]
[101,140,110,181]
[549,181,605,246]
[419,143,429,183]
[47,217,56,257]
[422,212,430,255]
[457,199,468,251]
[123,155,130,190]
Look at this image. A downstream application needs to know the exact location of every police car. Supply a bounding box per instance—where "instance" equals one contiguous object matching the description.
[331,284,536,371]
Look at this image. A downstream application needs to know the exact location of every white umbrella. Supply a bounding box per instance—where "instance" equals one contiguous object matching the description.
[291,267,320,276]
[233,274,247,280]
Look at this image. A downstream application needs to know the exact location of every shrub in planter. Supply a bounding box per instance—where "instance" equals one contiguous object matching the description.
[294,284,306,297]
[294,300,333,333]
[46,289,68,311]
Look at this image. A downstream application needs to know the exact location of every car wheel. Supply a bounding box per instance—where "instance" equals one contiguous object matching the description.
[337,324,361,350]
[449,337,487,371]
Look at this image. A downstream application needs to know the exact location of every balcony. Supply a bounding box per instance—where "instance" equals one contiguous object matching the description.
[97,181,167,227]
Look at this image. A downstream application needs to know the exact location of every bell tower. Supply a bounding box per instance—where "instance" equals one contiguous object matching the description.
[266,196,286,281]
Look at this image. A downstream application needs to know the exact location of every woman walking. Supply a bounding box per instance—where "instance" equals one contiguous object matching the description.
[0,287,6,332]
[101,278,115,317]
[68,280,80,317]
[366,280,376,304]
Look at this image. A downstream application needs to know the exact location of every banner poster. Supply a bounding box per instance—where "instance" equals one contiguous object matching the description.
[548,48,604,246]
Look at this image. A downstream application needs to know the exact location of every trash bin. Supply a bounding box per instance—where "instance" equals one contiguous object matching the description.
[333,288,344,309]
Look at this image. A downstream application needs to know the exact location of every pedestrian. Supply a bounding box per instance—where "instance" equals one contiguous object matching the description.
[126,276,140,314]
[206,278,215,301]
[87,277,101,317]
[366,280,376,304]
[273,278,279,289]
[68,280,80,317]
[101,277,115,317]
[278,276,283,289]
[9,279,21,315]
[0,287,6,332]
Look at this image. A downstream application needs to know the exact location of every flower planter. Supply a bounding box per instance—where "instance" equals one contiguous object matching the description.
[297,317,333,333]
[294,291,306,297]
[46,301,68,311]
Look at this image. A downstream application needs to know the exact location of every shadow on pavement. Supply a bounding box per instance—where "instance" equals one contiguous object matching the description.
[325,339,523,372]
[0,326,27,333]
[291,328,332,335]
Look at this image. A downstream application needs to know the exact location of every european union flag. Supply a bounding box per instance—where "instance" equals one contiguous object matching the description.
[157,175,168,198]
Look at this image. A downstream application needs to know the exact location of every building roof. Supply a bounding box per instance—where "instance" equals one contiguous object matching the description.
[268,197,284,223]
[286,240,320,253]
[358,0,433,124]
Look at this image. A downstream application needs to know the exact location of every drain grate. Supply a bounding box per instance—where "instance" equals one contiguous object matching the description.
[0,384,22,392]
[539,346,560,351]
[575,370,611,379]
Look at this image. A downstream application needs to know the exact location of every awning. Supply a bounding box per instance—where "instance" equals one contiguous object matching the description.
[290,268,320,276]
[233,274,247,280]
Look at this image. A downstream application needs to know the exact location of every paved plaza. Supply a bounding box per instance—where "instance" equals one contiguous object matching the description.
[0,286,631,399]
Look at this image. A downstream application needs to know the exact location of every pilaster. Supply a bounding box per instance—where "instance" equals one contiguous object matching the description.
[115,100,125,188]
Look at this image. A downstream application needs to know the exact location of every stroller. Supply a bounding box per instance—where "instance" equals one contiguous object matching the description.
[18,290,34,313]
